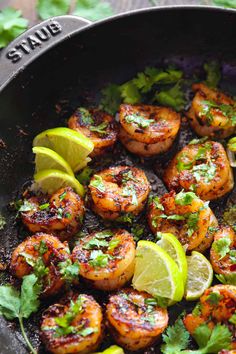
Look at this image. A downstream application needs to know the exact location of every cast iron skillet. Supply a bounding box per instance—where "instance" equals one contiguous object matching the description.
[1,5,236,354]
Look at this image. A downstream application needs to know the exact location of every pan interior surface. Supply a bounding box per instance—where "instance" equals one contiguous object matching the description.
[0,7,236,354]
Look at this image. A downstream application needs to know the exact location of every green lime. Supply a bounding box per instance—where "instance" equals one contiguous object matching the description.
[156,232,188,286]
[93,345,124,354]
[132,240,184,301]
[33,146,74,176]
[33,169,84,196]
[185,251,213,301]
[33,127,94,172]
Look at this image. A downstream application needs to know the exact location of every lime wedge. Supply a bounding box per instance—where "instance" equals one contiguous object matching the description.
[93,345,124,354]
[33,146,74,176]
[33,127,94,172]
[33,169,84,196]
[157,232,188,286]
[132,240,184,301]
[185,251,213,301]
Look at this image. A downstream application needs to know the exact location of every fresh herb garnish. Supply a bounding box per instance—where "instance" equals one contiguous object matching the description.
[77,107,94,125]
[59,191,67,201]
[73,0,114,21]
[0,7,28,48]
[82,230,113,250]
[189,137,208,145]
[212,237,231,259]
[131,224,145,241]
[206,291,222,305]
[192,162,216,183]
[154,81,186,112]
[186,212,199,237]
[18,200,37,213]
[0,274,41,354]
[175,190,197,206]
[201,100,236,126]
[90,175,105,192]
[229,313,236,325]
[89,250,113,268]
[90,122,108,135]
[58,259,80,282]
[213,0,236,8]
[125,113,155,129]
[149,195,164,210]
[39,203,50,211]
[116,213,134,224]
[204,60,221,88]
[192,303,202,317]
[37,0,70,20]
[161,317,190,354]
[76,166,93,185]
[215,273,236,285]
[108,238,120,250]
[122,185,138,205]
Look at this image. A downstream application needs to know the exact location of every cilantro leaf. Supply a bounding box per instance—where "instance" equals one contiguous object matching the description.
[90,174,105,192]
[0,274,41,354]
[120,81,142,104]
[18,200,37,213]
[212,237,231,259]
[73,0,114,21]
[90,122,108,135]
[229,313,236,324]
[204,60,221,88]
[154,81,186,112]
[76,166,94,185]
[215,273,236,285]
[125,113,154,129]
[37,0,70,20]
[206,291,221,305]
[175,190,197,206]
[131,224,145,241]
[0,7,28,48]
[122,185,138,205]
[89,250,112,268]
[213,0,236,9]
[161,318,190,354]
[58,259,80,282]
[99,84,122,115]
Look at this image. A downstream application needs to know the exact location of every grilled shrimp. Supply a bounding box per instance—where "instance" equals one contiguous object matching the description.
[163,140,234,201]
[184,285,236,349]
[21,187,85,240]
[88,166,150,220]
[106,288,168,351]
[119,104,181,157]
[187,83,236,138]
[68,107,118,157]
[72,229,135,291]
[210,226,236,276]
[148,191,218,251]
[10,234,72,297]
[41,293,103,354]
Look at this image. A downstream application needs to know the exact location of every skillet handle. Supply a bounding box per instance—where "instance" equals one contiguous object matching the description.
[0,15,91,90]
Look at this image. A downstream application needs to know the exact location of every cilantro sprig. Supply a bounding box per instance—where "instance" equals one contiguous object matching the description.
[0,7,28,48]
[0,274,41,354]
[161,317,232,354]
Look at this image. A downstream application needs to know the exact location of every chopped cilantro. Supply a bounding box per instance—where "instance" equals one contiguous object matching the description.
[201,100,236,126]
[89,250,112,268]
[121,170,138,183]
[58,259,79,282]
[204,60,221,88]
[229,313,236,325]
[206,291,222,305]
[175,190,197,206]
[39,203,50,211]
[216,273,236,285]
[229,250,236,264]
[131,224,145,241]
[192,162,216,183]
[83,238,109,250]
[177,153,193,172]
[76,166,93,185]
[90,121,108,135]
[18,200,36,213]
[149,195,164,210]
[59,191,67,201]
[160,214,185,221]
[125,113,154,129]
[186,212,199,237]
[208,226,218,235]
[77,107,94,125]
[108,238,120,250]
[120,81,141,104]
[122,185,138,206]
[38,240,48,256]
[90,175,105,192]
[189,137,208,145]
[161,318,190,354]
[57,207,64,219]
[116,213,134,224]
[212,237,231,259]
[195,143,211,160]
[192,303,202,317]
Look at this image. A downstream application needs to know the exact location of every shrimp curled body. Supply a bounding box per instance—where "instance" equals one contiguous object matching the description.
[72,229,135,291]
[164,140,234,201]
[88,166,150,220]
[21,187,85,240]
[106,288,168,351]
[148,191,218,251]
[10,233,71,297]
[184,285,236,349]
[68,107,118,157]
[119,104,181,157]
[41,293,103,354]
[187,83,236,138]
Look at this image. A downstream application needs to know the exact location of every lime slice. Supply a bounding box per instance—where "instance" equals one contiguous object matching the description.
[132,240,184,301]
[33,127,94,172]
[185,251,213,301]
[157,232,188,286]
[93,345,124,354]
[33,169,84,196]
[33,146,74,176]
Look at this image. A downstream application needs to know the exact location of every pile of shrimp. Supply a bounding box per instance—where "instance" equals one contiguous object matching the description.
[8,81,236,353]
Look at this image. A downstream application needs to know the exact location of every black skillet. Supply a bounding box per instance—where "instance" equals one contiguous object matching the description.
[1,5,236,354]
